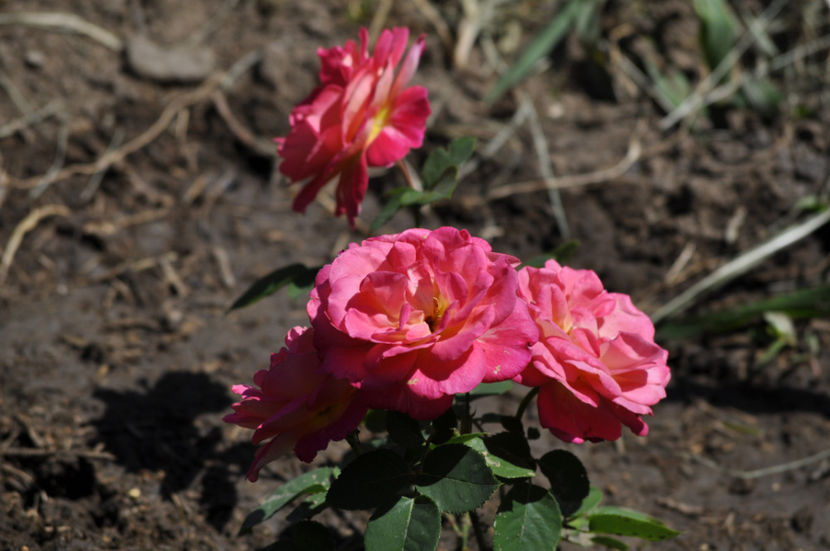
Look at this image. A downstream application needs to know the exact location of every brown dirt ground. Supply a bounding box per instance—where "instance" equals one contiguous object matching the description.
[1,1,829,550]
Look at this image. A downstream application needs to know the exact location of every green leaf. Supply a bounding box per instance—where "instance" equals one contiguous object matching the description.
[468,380,514,398]
[693,0,739,70]
[645,61,692,110]
[430,407,457,445]
[287,520,334,550]
[327,450,412,510]
[485,0,583,104]
[741,76,782,115]
[386,411,426,451]
[464,436,536,480]
[656,285,830,340]
[571,486,603,518]
[371,138,474,232]
[229,263,319,311]
[587,507,680,541]
[539,450,590,517]
[238,467,339,535]
[364,496,441,551]
[421,137,476,189]
[415,444,499,513]
[493,483,563,551]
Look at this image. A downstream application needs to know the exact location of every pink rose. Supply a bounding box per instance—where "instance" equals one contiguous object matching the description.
[276,27,431,226]
[224,326,367,481]
[308,227,538,420]
[516,260,670,443]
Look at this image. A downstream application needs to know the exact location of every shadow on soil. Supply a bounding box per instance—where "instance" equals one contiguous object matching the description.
[668,375,830,418]
[91,371,254,530]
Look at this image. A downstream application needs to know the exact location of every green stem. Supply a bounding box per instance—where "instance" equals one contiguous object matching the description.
[460,392,472,434]
[515,386,540,420]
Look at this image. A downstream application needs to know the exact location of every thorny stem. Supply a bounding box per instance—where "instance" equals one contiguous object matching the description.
[515,386,540,420]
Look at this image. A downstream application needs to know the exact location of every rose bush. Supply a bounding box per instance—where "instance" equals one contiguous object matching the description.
[276,27,430,226]
[224,326,367,480]
[515,259,671,442]
[308,226,538,419]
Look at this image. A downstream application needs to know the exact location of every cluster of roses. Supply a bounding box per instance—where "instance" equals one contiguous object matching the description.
[225,227,671,481]
[225,28,670,481]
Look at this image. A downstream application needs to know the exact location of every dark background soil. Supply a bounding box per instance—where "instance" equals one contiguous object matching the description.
[1,1,829,550]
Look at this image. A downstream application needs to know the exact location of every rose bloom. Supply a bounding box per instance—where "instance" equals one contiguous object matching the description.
[308,227,538,420]
[515,260,670,443]
[276,27,431,226]
[224,326,367,481]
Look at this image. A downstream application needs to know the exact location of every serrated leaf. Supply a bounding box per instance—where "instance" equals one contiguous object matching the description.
[415,444,499,513]
[364,496,441,551]
[539,450,590,517]
[239,467,338,535]
[465,436,536,480]
[229,263,319,311]
[587,507,680,541]
[386,411,426,450]
[493,484,562,551]
[327,450,412,510]
[485,0,583,104]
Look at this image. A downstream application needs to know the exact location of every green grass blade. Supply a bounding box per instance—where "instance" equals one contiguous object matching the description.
[484,0,583,104]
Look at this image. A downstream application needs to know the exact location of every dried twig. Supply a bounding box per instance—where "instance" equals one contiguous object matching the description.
[651,208,830,323]
[29,121,69,199]
[520,93,570,238]
[0,447,116,461]
[411,0,454,56]
[0,100,62,139]
[659,0,788,130]
[685,446,830,480]
[211,91,274,156]
[0,204,71,284]
[0,12,123,51]
[12,74,225,190]
[89,252,178,283]
[486,138,642,200]
[368,0,394,43]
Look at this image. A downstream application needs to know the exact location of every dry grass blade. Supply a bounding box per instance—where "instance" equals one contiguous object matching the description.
[658,0,788,130]
[486,138,641,200]
[0,12,123,51]
[651,208,830,323]
[411,0,454,56]
[0,204,71,284]
[522,94,569,237]
[0,100,62,139]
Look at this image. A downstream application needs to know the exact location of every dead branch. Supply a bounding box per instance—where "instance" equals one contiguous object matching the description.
[0,12,123,51]
[0,204,71,284]
[486,138,642,200]
[210,91,274,156]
